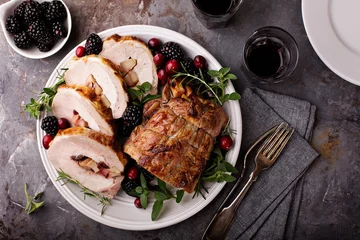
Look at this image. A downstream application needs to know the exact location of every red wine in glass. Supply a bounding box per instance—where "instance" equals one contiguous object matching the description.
[193,0,233,15]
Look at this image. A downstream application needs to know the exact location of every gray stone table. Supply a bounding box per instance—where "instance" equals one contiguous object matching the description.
[0,0,359,239]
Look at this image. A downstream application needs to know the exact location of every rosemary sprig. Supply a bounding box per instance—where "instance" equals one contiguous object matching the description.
[56,169,111,215]
[221,118,237,137]
[24,68,68,119]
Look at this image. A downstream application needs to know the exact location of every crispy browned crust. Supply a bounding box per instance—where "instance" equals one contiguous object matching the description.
[56,127,128,166]
[124,92,227,193]
[104,34,148,49]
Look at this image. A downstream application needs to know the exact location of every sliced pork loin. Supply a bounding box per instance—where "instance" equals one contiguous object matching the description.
[64,55,129,119]
[48,127,127,198]
[52,84,114,136]
[100,35,158,94]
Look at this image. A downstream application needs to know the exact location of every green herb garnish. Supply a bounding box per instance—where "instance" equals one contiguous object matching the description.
[56,169,111,215]
[151,178,184,221]
[173,67,241,105]
[24,68,68,119]
[127,82,161,105]
[23,183,45,214]
[193,146,238,199]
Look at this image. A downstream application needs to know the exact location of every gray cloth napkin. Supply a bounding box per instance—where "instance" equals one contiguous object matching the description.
[158,88,318,240]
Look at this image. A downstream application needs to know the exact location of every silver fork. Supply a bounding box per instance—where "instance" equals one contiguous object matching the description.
[202,122,294,240]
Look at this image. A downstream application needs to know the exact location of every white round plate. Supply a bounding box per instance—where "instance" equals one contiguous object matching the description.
[302,0,360,86]
[37,25,242,230]
[0,0,72,59]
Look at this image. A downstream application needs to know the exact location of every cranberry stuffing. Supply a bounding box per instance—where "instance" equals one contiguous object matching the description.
[148,38,161,50]
[43,134,53,149]
[157,69,168,85]
[153,53,165,67]
[76,46,85,57]
[134,197,142,208]
[58,118,70,129]
[165,59,180,75]
[194,55,207,69]
[219,135,233,151]
[127,166,139,180]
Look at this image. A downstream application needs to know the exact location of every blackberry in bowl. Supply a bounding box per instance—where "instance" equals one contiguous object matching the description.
[0,0,72,59]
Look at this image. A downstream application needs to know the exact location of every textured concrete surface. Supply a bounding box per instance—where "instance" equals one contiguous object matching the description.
[0,0,359,239]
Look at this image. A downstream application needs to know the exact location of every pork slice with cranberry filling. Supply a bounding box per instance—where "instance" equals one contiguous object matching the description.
[47,127,127,198]
[52,84,114,136]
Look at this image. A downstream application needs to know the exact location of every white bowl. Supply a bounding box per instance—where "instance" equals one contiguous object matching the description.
[0,0,72,59]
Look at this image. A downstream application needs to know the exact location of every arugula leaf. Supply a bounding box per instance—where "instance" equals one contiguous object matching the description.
[152,200,163,221]
[23,183,44,214]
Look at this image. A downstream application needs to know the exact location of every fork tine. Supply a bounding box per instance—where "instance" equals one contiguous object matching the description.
[267,127,292,158]
[270,128,294,161]
[262,126,287,155]
[258,122,287,153]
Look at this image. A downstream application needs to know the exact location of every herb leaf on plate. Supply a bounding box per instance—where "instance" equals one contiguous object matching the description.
[128,82,161,105]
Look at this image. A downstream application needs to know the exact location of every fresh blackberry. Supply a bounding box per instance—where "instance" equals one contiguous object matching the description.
[23,0,41,24]
[28,20,47,41]
[36,41,53,52]
[181,57,196,74]
[41,116,59,136]
[40,1,50,17]
[122,105,143,127]
[121,178,140,197]
[139,167,155,182]
[14,1,27,19]
[119,121,133,137]
[160,42,184,61]
[13,31,32,49]
[5,15,22,34]
[44,1,67,22]
[85,33,103,55]
[51,21,67,40]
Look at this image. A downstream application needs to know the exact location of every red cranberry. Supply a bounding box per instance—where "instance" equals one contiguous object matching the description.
[157,69,168,85]
[134,197,142,208]
[219,135,233,151]
[43,134,54,149]
[148,38,161,50]
[153,53,165,67]
[194,55,207,69]
[76,46,85,57]
[58,118,70,129]
[165,59,180,75]
[127,166,139,180]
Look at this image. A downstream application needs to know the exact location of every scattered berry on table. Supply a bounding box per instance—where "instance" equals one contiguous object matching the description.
[218,135,233,151]
[181,57,196,74]
[13,31,32,49]
[139,167,155,182]
[157,69,168,85]
[5,15,22,34]
[148,38,161,50]
[122,105,143,128]
[121,178,140,196]
[76,46,85,57]
[23,0,41,24]
[160,41,184,61]
[43,134,53,149]
[194,55,207,69]
[14,1,27,19]
[51,21,67,40]
[36,41,53,52]
[134,197,142,208]
[165,59,180,75]
[58,118,70,129]
[127,166,139,180]
[41,116,59,136]
[44,0,67,22]
[85,33,103,55]
[153,53,165,67]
